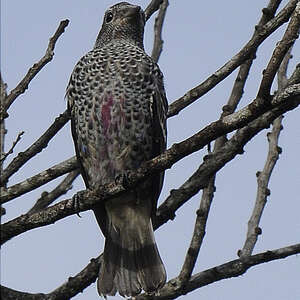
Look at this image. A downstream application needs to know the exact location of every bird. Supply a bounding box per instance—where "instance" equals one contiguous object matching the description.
[66,2,167,297]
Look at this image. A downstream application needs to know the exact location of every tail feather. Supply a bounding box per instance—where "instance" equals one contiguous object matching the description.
[97,199,166,297]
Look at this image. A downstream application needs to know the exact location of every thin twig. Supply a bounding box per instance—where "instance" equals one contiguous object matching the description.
[46,256,101,300]
[224,0,283,113]
[277,47,293,90]
[0,156,78,204]
[28,170,80,214]
[1,19,69,116]
[144,0,163,21]
[0,131,24,163]
[0,110,70,187]
[0,74,7,218]
[178,177,216,285]
[239,46,294,259]
[151,0,169,63]
[167,0,298,117]
[0,73,8,168]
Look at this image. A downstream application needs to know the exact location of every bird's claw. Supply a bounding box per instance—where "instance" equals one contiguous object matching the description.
[115,171,131,189]
[72,191,85,217]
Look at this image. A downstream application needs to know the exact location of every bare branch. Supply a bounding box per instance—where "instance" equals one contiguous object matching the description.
[0,286,46,300]
[174,2,287,279]
[167,0,298,117]
[28,170,79,214]
[1,157,78,204]
[287,64,300,88]
[144,0,163,21]
[0,131,24,163]
[240,115,283,259]
[0,75,7,219]
[4,243,299,300]
[178,177,216,285]
[239,44,295,259]
[277,47,293,90]
[2,2,299,298]
[2,86,299,245]
[0,110,70,187]
[2,233,299,300]
[0,73,8,165]
[2,20,69,116]
[151,0,168,63]
[154,90,299,230]
[45,256,100,300]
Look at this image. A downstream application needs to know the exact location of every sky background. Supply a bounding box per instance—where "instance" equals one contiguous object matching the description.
[1,1,299,299]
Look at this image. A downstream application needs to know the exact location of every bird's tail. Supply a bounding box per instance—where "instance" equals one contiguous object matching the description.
[97,196,166,297]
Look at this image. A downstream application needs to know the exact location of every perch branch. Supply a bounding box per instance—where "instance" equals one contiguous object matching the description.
[2,85,299,245]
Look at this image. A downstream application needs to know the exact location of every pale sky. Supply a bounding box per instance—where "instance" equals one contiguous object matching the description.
[1,1,299,299]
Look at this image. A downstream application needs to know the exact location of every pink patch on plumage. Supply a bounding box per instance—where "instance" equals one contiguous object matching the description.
[101,94,113,135]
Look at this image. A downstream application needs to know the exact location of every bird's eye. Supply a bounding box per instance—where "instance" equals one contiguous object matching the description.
[106,12,113,23]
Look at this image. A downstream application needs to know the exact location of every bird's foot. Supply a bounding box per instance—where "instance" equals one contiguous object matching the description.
[71,191,85,217]
[115,170,131,189]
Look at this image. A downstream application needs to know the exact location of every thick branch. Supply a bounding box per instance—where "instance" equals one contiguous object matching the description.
[0,110,70,187]
[2,20,69,115]
[1,157,78,204]
[167,0,298,117]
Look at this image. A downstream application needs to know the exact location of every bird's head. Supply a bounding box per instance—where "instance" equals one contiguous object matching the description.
[95,2,145,49]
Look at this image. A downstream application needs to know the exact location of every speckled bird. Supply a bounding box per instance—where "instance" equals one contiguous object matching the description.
[66,2,167,297]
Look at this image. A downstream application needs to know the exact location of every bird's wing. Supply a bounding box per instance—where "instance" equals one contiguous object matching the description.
[150,65,168,220]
